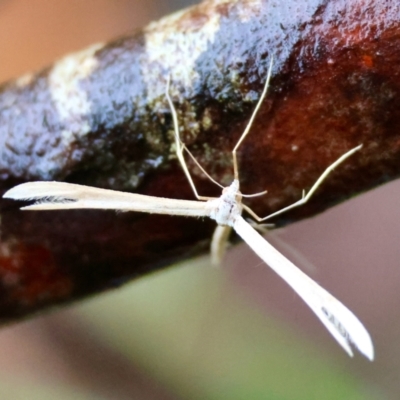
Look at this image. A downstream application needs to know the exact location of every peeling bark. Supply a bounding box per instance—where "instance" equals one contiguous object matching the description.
[0,0,399,320]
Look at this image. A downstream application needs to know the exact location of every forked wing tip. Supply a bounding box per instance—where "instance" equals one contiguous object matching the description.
[3,182,79,210]
[329,312,374,361]
[341,336,374,361]
[3,186,22,200]
[3,182,44,200]
[322,306,374,360]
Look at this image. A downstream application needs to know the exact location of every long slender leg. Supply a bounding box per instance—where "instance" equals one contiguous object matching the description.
[210,225,232,265]
[232,56,274,181]
[166,77,208,200]
[166,78,231,261]
[246,145,363,222]
[167,57,273,196]
[183,147,224,190]
[208,59,273,263]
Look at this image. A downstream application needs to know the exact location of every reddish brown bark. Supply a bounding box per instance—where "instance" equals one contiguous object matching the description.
[0,0,399,320]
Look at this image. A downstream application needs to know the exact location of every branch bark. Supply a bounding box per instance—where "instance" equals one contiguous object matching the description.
[0,0,399,321]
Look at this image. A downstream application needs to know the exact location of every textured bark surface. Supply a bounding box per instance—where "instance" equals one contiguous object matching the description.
[0,0,400,321]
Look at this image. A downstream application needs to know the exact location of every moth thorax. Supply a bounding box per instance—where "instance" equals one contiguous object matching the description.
[208,179,243,227]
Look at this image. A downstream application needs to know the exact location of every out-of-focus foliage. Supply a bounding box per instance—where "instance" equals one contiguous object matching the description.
[79,257,374,400]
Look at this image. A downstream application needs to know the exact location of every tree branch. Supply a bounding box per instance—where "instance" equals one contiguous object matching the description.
[0,0,399,321]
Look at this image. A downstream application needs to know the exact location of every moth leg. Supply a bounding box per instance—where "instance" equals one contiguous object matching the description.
[210,225,232,265]
[244,145,363,222]
[166,77,220,201]
[231,57,274,181]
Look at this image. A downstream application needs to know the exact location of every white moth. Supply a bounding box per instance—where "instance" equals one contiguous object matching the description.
[3,59,374,360]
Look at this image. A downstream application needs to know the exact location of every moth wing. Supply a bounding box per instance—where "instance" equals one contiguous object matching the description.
[233,216,374,360]
[4,181,211,217]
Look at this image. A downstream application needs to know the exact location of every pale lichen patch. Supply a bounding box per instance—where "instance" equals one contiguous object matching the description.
[143,16,220,89]
[49,43,103,144]
[142,1,264,180]
[144,8,222,161]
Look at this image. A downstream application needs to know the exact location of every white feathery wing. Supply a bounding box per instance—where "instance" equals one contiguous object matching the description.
[3,181,211,217]
[233,215,374,360]
[4,180,374,360]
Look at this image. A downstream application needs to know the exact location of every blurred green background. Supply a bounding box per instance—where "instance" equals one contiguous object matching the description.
[0,1,397,399]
